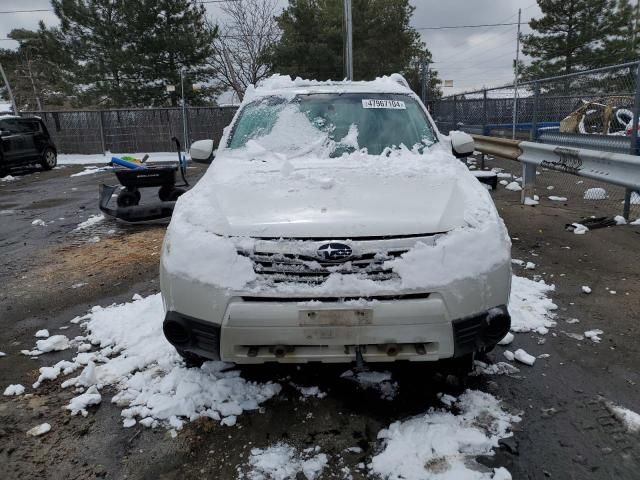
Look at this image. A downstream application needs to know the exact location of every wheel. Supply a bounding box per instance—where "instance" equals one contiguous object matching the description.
[176,348,206,368]
[40,148,57,170]
[117,189,140,207]
[168,187,186,201]
[158,185,174,202]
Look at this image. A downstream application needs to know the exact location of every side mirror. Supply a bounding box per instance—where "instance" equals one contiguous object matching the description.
[189,139,215,164]
[450,131,475,159]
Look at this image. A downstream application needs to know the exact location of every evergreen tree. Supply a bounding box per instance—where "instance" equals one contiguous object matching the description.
[0,24,73,110]
[51,0,218,107]
[269,0,440,96]
[603,0,640,65]
[521,0,621,79]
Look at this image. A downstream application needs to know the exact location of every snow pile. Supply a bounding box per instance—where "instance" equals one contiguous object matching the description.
[240,443,328,480]
[474,361,520,376]
[26,423,51,437]
[3,384,25,396]
[581,286,592,294]
[584,329,603,343]
[24,335,71,355]
[548,196,567,202]
[513,349,536,366]
[1,175,16,182]
[293,384,327,399]
[370,390,520,480]
[583,188,607,200]
[508,276,557,334]
[607,403,640,433]
[341,369,398,400]
[571,223,589,234]
[74,214,105,231]
[614,215,627,225]
[31,219,46,226]
[35,329,50,338]
[25,294,281,430]
[66,385,102,416]
[505,181,522,191]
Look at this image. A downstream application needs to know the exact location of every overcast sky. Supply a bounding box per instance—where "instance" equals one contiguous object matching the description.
[0,0,541,94]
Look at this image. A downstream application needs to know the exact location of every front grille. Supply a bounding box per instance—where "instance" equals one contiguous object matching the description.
[240,250,408,284]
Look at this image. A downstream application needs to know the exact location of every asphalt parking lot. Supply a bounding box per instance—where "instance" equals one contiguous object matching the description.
[1,159,639,479]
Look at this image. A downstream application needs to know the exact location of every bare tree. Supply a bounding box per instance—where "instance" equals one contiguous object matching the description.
[210,0,280,101]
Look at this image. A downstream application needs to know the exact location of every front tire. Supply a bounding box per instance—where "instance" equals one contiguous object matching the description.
[40,148,57,170]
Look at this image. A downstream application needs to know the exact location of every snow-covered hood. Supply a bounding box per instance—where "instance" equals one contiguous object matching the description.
[173,146,469,238]
[164,144,512,292]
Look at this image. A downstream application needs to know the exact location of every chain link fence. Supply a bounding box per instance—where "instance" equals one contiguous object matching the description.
[431,62,640,220]
[430,62,639,145]
[22,106,239,154]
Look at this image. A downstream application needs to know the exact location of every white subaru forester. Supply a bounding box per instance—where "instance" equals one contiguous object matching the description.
[160,74,512,369]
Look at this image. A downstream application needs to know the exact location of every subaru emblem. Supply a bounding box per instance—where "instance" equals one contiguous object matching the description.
[317,242,353,261]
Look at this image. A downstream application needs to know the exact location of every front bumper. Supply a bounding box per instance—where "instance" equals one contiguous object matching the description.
[163,299,510,364]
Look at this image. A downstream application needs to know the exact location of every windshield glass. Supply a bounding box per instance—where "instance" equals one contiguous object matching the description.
[227,93,436,156]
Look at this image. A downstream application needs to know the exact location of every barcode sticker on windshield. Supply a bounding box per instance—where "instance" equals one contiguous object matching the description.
[362,99,406,109]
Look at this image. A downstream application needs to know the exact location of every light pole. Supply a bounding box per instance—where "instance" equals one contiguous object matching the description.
[180,67,189,151]
[512,8,522,140]
[343,0,353,80]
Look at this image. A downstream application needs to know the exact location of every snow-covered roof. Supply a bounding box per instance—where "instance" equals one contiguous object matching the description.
[245,74,415,102]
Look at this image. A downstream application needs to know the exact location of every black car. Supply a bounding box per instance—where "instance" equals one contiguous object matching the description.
[0,116,57,174]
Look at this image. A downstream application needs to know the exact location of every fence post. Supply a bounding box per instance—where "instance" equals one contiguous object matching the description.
[452,95,457,133]
[623,189,632,220]
[521,162,536,204]
[530,82,540,141]
[631,62,640,157]
[97,110,106,155]
[482,90,488,135]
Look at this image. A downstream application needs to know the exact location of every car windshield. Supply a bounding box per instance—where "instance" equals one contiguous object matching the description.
[227,93,436,156]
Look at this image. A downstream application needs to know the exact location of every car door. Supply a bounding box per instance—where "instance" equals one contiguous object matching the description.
[0,119,25,166]
[17,119,41,160]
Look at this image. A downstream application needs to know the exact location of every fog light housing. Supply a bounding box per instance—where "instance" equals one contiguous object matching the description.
[163,311,222,360]
[452,305,511,357]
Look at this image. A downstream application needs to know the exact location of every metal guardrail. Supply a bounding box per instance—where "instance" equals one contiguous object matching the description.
[472,135,522,160]
[537,132,631,155]
[472,134,640,218]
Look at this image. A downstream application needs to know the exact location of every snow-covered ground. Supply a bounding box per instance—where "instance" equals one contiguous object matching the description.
[370,390,518,480]
[58,152,185,166]
[239,444,328,480]
[607,403,640,433]
[2,273,566,478]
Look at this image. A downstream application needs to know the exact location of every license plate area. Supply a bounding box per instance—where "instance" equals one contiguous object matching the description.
[299,309,373,326]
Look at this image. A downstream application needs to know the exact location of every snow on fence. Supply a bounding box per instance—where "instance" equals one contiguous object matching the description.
[22,106,239,155]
